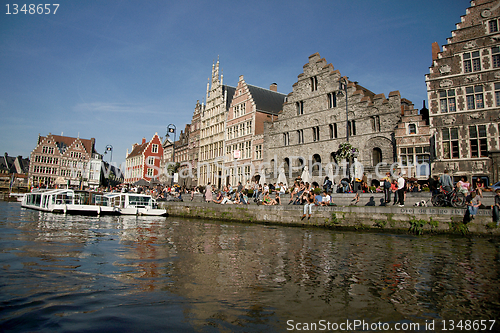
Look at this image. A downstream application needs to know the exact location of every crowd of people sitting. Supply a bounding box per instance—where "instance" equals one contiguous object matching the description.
[99,171,496,223]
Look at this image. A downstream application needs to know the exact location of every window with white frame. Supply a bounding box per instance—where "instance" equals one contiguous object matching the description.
[245,141,251,159]
[147,168,154,177]
[493,47,500,68]
[147,156,155,165]
[469,125,488,158]
[466,85,484,110]
[439,89,456,112]
[442,128,459,159]
[463,51,481,73]
[255,145,262,160]
[489,19,499,33]
[246,121,252,135]
[152,144,158,153]
[495,83,500,107]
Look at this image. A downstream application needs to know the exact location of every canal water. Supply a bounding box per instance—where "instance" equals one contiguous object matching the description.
[1,201,499,332]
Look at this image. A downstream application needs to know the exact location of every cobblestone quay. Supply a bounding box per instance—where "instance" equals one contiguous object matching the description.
[159,193,500,236]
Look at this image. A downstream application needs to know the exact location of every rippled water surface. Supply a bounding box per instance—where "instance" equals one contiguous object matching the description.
[1,201,499,332]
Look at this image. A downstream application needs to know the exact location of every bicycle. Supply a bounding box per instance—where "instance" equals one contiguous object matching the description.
[431,186,466,208]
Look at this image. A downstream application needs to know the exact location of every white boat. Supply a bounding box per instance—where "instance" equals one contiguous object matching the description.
[9,193,25,202]
[104,193,167,216]
[21,189,118,215]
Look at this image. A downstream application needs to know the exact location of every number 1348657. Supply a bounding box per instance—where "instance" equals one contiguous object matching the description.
[6,4,59,14]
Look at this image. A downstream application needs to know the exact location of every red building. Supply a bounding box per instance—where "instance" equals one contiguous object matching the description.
[125,133,163,184]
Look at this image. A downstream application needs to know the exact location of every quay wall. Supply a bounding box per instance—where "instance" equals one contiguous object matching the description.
[158,200,500,236]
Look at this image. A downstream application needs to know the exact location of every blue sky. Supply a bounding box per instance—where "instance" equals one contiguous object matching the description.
[1,0,470,166]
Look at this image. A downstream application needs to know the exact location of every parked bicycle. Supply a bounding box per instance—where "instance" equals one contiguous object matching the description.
[431,186,466,208]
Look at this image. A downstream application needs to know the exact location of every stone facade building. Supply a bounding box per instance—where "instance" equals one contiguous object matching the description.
[188,101,203,186]
[426,0,500,184]
[263,53,405,185]
[198,60,235,188]
[225,75,286,186]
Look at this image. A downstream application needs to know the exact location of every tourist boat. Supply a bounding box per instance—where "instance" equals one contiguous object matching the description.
[103,192,167,216]
[21,189,118,215]
[9,193,25,202]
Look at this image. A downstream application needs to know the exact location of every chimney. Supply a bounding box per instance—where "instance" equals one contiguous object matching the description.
[142,138,146,144]
[432,42,440,61]
[270,83,277,92]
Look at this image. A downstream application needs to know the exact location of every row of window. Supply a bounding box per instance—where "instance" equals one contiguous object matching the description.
[226,141,252,159]
[399,146,430,167]
[200,141,224,161]
[228,165,252,185]
[438,83,500,112]
[227,121,252,140]
[42,146,55,154]
[295,92,340,116]
[34,155,58,164]
[233,102,246,118]
[32,166,58,174]
[441,125,489,159]
[283,121,358,146]
[462,47,500,73]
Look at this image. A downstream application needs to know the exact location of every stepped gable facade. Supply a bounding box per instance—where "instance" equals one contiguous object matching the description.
[125,133,163,184]
[394,100,432,179]
[225,75,286,185]
[197,59,236,188]
[263,52,404,184]
[426,0,500,183]
[29,133,100,187]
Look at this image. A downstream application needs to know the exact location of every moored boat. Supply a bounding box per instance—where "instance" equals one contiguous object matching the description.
[104,193,167,216]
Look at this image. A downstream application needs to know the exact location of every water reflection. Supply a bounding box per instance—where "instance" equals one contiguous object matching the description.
[1,201,499,332]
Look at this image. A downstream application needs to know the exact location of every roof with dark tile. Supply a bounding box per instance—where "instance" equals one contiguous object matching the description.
[224,85,236,109]
[39,135,96,155]
[127,142,148,159]
[246,84,286,115]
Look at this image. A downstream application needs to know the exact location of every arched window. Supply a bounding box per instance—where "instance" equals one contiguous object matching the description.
[372,148,382,166]
[283,158,290,175]
[312,154,322,173]
[330,152,337,163]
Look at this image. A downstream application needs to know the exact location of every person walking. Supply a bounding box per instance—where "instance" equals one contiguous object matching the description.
[204,182,213,202]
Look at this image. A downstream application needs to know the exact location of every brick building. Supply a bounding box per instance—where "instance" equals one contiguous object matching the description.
[29,133,100,188]
[394,100,432,179]
[125,133,163,184]
[225,75,286,186]
[263,53,405,185]
[426,0,500,184]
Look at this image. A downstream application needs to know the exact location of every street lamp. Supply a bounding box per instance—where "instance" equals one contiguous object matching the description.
[337,76,349,143]
[104,145,113,162]
[167,124,176,185]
